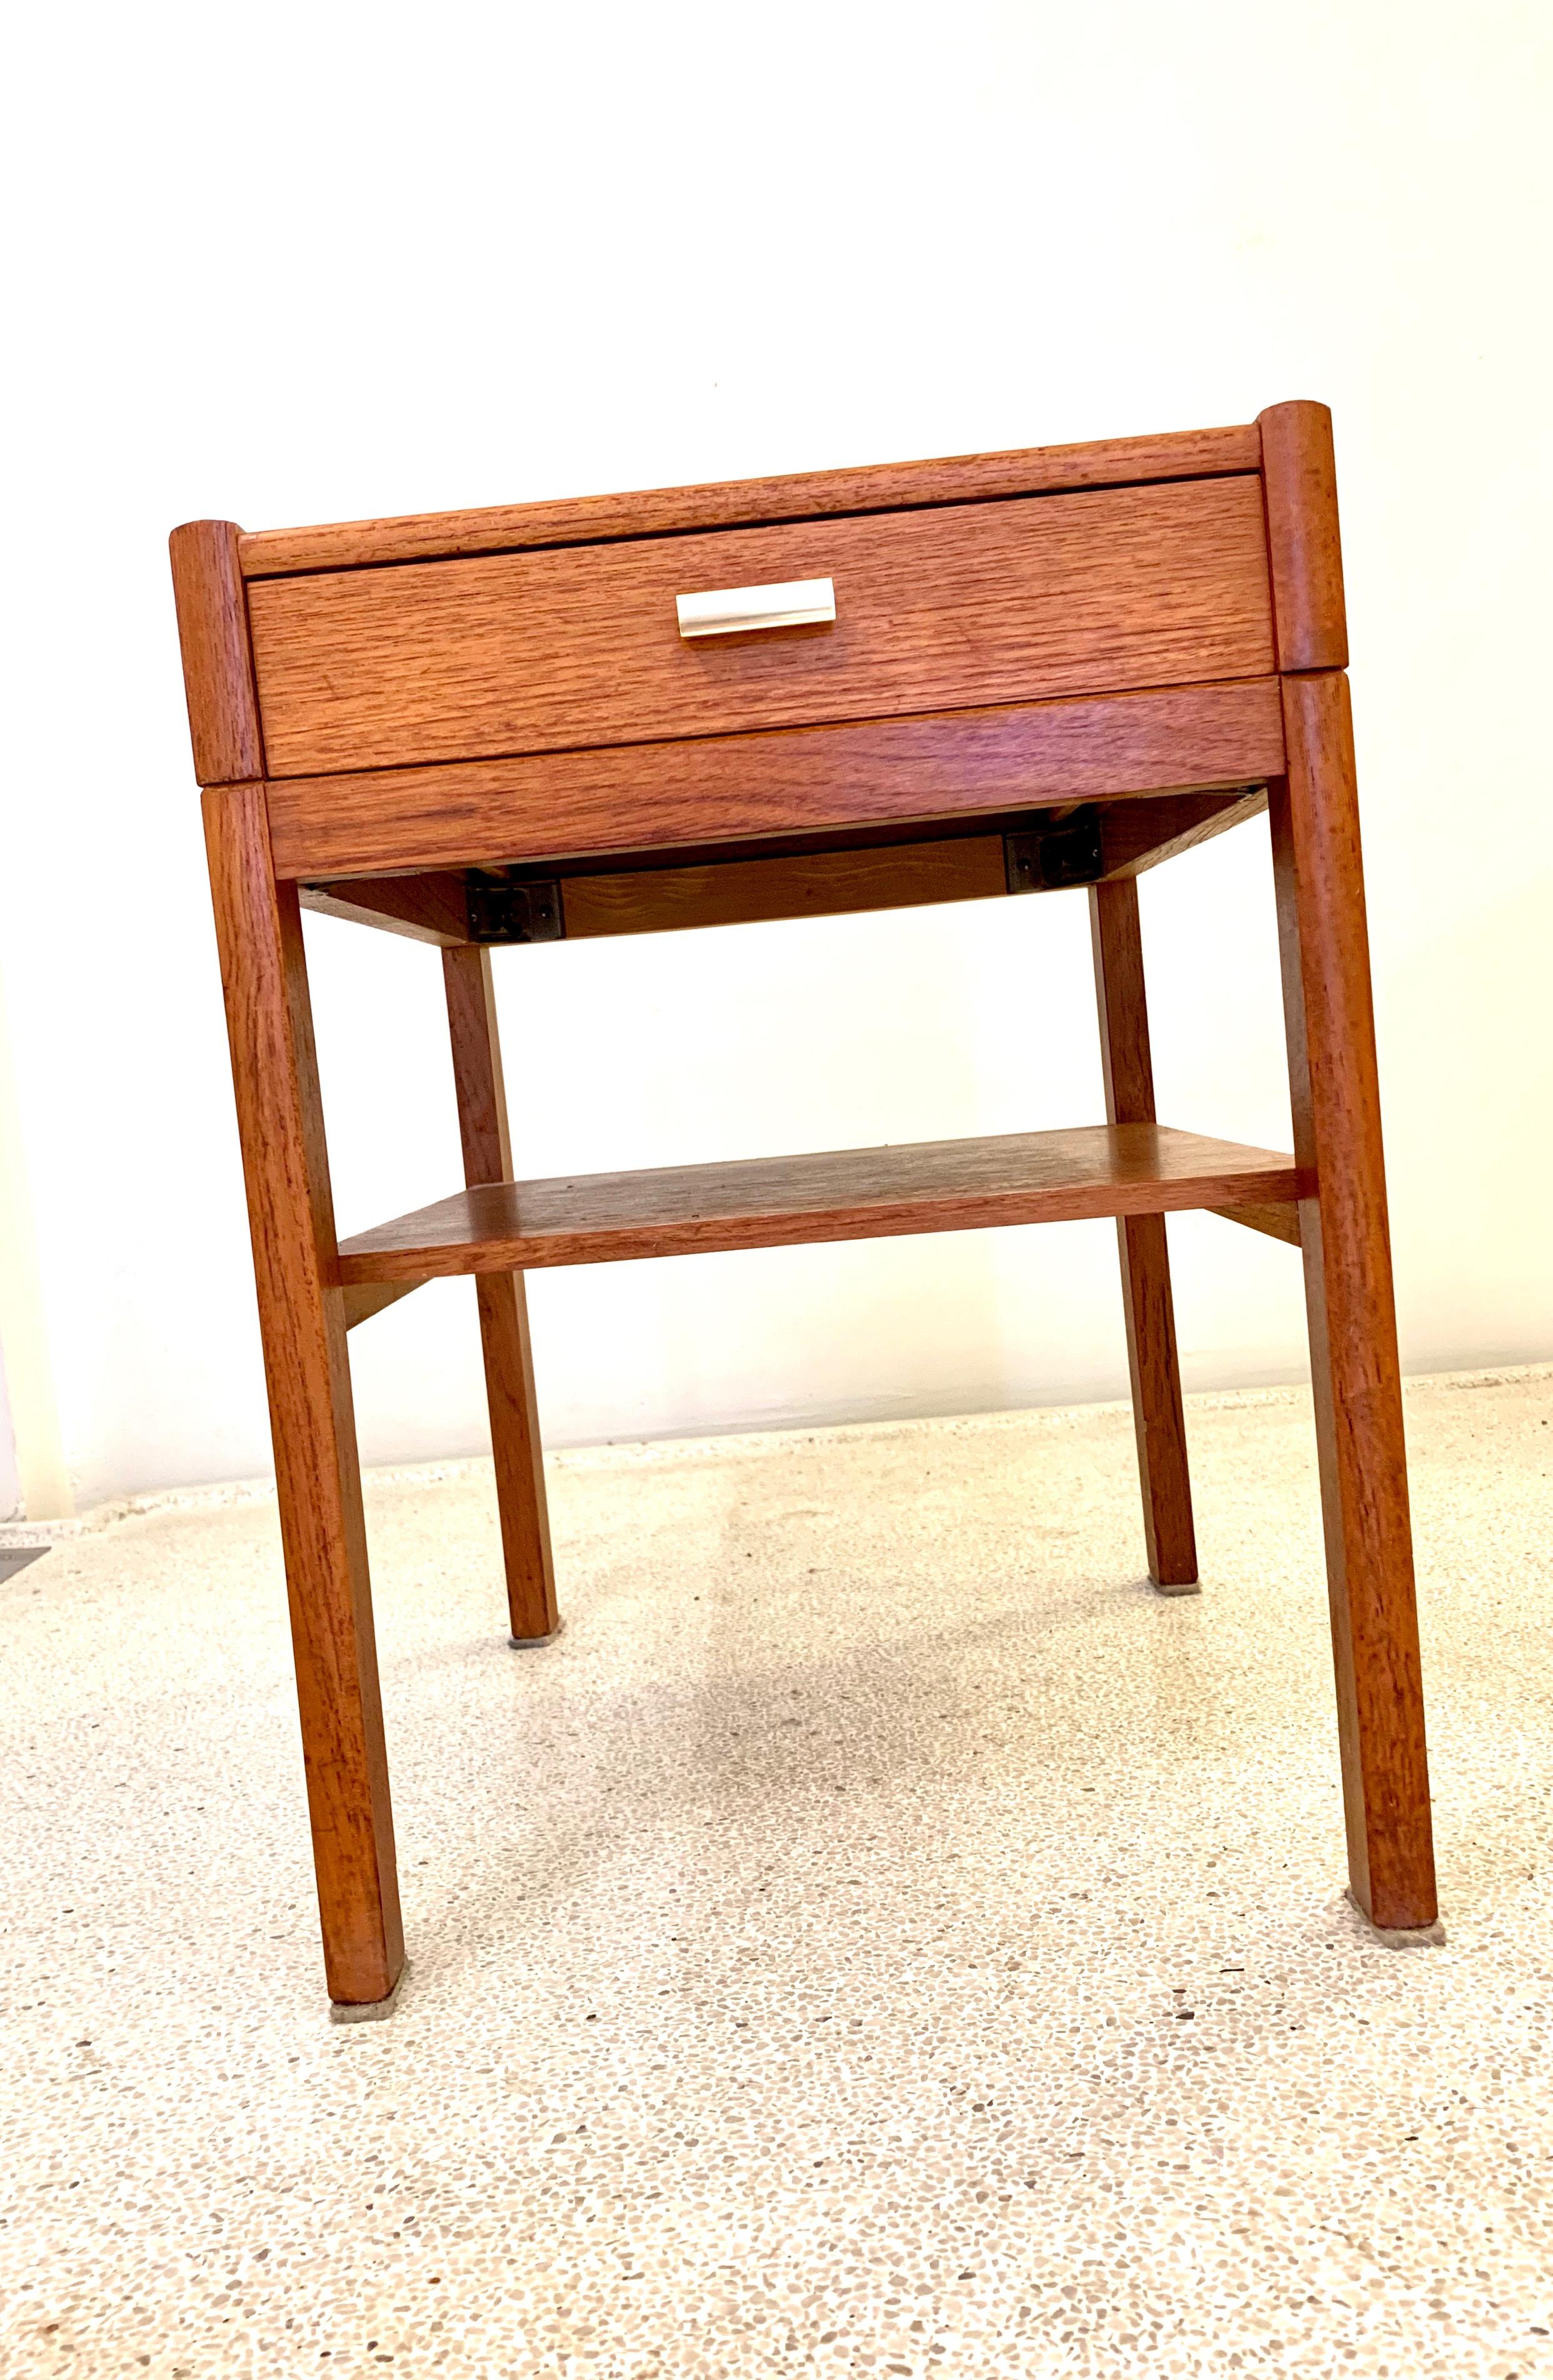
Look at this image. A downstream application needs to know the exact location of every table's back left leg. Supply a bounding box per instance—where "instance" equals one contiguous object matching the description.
[1089,876,1199,1591]
[442,944,559,1644]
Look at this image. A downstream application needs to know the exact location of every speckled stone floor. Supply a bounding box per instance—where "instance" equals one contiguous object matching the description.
[1,1368,1551,2379]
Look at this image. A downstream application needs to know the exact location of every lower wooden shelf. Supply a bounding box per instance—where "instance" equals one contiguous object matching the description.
[336,1122,1307,1283]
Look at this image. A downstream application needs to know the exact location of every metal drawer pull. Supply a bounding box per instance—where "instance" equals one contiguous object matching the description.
[676,576,836,639]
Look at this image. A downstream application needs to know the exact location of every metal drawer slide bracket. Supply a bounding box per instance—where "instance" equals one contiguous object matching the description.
[466,871,565,944]
[1004,809,1106,893]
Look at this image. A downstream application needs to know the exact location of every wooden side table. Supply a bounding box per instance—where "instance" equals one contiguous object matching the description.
[171,401,1436,2011]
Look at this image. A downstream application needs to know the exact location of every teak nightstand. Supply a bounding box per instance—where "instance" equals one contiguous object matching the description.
[171,402,1436,2012]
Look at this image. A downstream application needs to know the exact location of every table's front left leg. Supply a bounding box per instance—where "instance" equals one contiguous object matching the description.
[204,782,404,2009]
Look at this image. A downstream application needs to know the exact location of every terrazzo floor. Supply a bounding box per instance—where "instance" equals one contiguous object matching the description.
[2,1368,1552,2379]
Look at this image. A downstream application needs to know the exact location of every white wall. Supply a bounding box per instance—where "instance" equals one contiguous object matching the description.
[0,1354,19,1524]
[3,2,1550,1509]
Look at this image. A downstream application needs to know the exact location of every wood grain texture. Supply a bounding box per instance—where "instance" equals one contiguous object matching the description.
[342,1279,426,1329]
[1097,787,1266,879]
[169,521,264,785]
[247,478,1274,778]
[267,679,1287,882]
[293,797,1271,952]
[1271,672,1435,1929]
[561,836,1007,939]
[442,945,557,1641]
[1089,880,1197,1588]
[1209,1200,1302,1246]
[1257,402,1348,672]
[202,783,403,2006]
[301,873,469,945]
[237,423,1262,578]
[336,1124,1306,1282]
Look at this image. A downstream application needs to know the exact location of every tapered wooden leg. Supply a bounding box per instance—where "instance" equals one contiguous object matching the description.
[442,946,559,1643]
[203,785,404,2007]
[1270,673,1436,1930]
[1089,878,1198,1589]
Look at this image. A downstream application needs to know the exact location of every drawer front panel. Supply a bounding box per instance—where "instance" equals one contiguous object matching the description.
[249,476,1273,778]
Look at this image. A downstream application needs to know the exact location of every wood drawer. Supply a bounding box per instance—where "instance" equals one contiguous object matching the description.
[247,476,1274,778]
